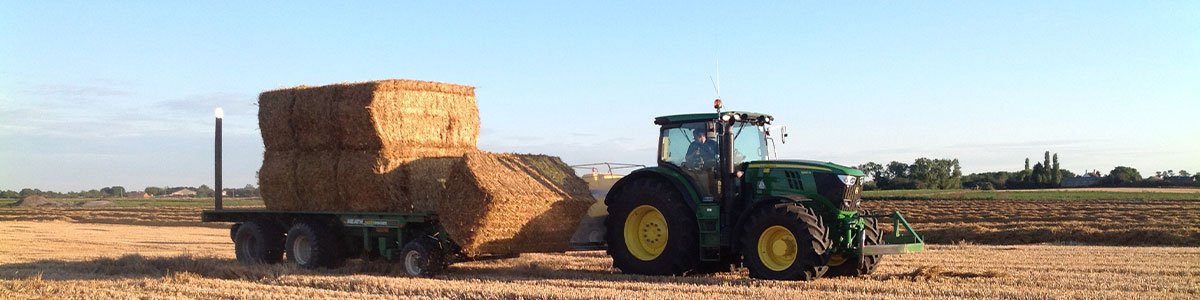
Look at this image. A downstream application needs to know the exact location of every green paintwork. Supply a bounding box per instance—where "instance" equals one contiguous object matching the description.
[745,160,865,176]
[654,111,772,124]
[628,166,702,204]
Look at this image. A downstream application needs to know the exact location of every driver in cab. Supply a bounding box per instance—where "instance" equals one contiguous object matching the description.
[684,129,718,169]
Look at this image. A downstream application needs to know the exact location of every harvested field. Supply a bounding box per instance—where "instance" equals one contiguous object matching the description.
[862,198,1200,246]
[1,221,1197,299]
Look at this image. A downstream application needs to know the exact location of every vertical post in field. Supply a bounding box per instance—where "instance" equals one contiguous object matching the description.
[214,107,224,210]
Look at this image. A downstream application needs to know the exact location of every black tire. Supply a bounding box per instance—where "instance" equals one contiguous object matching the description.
[234,219,285,264]
[605,178,699,275]
[827,212,884,277]
[741,203,831,281]
[400,238,445,277]
[229,223,242,242]
[285,220,343,269]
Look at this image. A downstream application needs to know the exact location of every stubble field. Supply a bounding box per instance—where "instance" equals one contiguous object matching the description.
[1,191,1198,299]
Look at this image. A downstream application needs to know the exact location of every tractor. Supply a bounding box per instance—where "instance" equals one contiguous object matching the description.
[604,100,924,280]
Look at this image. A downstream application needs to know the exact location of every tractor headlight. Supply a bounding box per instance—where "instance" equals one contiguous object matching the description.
[837,175,857,186]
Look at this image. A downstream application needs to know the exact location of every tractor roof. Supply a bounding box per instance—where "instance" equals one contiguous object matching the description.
[654,111,772,125]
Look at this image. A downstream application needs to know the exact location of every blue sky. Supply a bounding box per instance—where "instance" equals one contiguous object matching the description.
[1,1,1197,191]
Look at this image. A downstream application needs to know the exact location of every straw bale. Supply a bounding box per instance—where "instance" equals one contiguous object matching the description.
[439,152,596,256]
[336,150,411,212]
[292,86,339,150]
[258,89,296,151]
[294,151,339,211]
[258,151,299,210]
[403,157,462,212]
[335,80,478,151]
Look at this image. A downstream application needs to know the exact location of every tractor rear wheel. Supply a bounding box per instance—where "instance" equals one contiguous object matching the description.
[741,203,831,280]
[605,178,699,275]
[827,211,884,277]
[234,219,285,264]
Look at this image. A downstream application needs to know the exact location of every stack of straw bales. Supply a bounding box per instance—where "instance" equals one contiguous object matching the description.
[257,79,596,256]
[258,79,478,212]
[440,152,595,256]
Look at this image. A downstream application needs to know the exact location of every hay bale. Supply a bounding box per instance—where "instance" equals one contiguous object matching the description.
[294,151,339,211]
[292,86,339,150]
[404,157,462,212]
[336,80,478,151]
[258,151,299,210]
[258,89,297,151]
[336,150,410,212]
[439,152,596,256]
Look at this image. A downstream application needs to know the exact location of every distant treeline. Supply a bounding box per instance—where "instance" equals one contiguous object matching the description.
[0,184,261,199]
[855,151,1199,190]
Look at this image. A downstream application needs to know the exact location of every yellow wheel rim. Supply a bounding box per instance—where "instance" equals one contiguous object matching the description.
[757,225,797,271]
[828,254,846,266]
[624,205,668,261]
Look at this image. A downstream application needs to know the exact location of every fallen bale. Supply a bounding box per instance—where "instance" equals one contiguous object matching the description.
[439,152,596,256]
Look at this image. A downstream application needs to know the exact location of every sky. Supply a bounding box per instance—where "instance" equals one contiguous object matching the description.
[1,1,1197,192]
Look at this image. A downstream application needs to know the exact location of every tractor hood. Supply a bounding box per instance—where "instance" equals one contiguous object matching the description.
[744,160,865,176]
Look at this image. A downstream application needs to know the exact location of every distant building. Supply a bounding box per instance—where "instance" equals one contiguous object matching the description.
[1062,169,1104,188]
[125,191,151,198]
[168,189,197,197]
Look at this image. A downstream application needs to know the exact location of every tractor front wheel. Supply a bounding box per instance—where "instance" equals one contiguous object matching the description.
[605,178,699,275]
[741,203,831,281]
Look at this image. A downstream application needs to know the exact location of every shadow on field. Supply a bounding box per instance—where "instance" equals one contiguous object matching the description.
[0,253,764,287]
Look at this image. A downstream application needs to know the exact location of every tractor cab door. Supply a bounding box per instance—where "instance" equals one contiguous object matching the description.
[659,121,720,198]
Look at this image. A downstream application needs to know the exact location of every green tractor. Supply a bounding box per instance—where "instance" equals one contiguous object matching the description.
[604,101,923,280]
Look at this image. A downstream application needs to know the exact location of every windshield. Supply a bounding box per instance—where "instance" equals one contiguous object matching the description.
[732,122,769,164]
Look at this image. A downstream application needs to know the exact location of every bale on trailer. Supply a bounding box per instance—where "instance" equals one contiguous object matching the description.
[439,152,596,256]
[404,157,462,212]
[294,151,339,211]
[258,89,297,151]
[259,151,299,210]
[336,80,479,151]
[292,86,339,151]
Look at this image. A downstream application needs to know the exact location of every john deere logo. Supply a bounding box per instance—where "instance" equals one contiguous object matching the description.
[854,187,860,194]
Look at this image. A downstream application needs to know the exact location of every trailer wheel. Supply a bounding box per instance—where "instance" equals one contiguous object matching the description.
[229,223,242,242]
[741,203,831,281]
[827,211,884,277]
[286,221,342,269]
[234,219,285,264]
[400,238,444,277]
[605,177,699,276]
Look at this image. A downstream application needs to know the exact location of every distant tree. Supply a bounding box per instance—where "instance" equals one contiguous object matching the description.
[1105,166,1143,186]
[110,186,126,198]
[145,186,164,196]
[196,185,214,197]
[1051,153,1061,185]
[1060,169,1078,179]
[1024,158,1030,171]
[19,188,41,198]
[854,162,884,182]
[0,190,18,198]
[1180,170,1191,177]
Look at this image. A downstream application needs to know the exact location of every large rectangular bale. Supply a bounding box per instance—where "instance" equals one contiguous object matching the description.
[404,157,462,212]
[258,89,296,151]
[336,150,411,212]
[258,151,299,210]
[292,86,339,151]
[294,151,339,211]
[439,152,596,256]
[336,80,479,151]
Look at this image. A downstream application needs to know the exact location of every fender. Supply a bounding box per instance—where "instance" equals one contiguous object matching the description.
[606,166,702,210]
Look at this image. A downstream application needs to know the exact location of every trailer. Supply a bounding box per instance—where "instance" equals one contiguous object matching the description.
[202,209,509,276]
